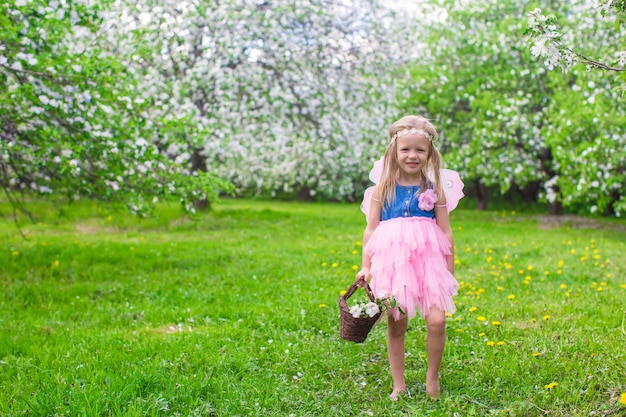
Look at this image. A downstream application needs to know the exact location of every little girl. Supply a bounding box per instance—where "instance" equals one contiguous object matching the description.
[356,115,461,401]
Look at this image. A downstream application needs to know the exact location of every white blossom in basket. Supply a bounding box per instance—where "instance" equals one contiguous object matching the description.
[364,302,381,318]
[349,305,363,318]
[349,294,406,318]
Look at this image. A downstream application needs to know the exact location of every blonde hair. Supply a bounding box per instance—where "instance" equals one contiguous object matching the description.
[378,115,445,209]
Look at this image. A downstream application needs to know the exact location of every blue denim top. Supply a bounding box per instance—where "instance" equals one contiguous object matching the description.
[381,184,435,221]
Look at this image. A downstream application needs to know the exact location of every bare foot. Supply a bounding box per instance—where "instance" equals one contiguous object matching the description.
[389,387,407,401]
[425,381,440,400]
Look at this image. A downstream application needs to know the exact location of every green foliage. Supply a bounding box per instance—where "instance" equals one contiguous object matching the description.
[2,0,625,218]
[401,0,626,216]
[1,199,625,416]
[0,0,232,218]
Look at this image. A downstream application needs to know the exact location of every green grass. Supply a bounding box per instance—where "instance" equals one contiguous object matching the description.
[1,198,625,416]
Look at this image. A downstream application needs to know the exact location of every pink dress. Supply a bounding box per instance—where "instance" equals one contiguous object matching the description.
[364,184,459,320]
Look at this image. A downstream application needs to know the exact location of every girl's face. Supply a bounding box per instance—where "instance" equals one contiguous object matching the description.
[396,132,430,180]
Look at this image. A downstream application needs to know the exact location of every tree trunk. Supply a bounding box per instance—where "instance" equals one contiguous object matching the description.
[520,181,540,203]
[475,180,488,210]
[190,147,210,210]
[539,147,562,215]
[298,186,312,201]
[548,201,563,215]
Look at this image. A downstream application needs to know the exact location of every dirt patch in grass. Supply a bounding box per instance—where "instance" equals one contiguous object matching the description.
[148,324,193,335]
[531,215,625,231]
[75,224,109,234]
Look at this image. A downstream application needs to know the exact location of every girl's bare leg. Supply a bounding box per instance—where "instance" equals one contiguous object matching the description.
[425,306,446,399]
[387,314,408,400]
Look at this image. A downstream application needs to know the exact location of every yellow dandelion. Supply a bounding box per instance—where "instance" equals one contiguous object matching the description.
[497,286,504,292]
[479,332,486,337]
[559,284,567,289]
[486,256,492,262]
[620,392,626,405]
[530,318,536,323]
[469,306,478,312]
[455,329,464,333]
[356,241,362,246]
[107,215,112,221]
[445,313,453,317]
[497,341,505,346]
[318,304,327,308]
[570,249,575,254]
[340,290,347,295]
[527,265,533,270]
[351,250,358,255]
[543,315,550,321]
[331,262,338,268]
[352,265,359,270]
[518,269,524,275]
[322,262,327,267]
[486,341,496,346]
[532,352,542,357]
[545,382,558,390]
[491,321,501,326]
[557,260,564,268]
[507,294,515,300]
[477,316,486,321]
[53,260,59,267]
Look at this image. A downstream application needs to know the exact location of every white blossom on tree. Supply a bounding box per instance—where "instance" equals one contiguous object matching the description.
[100,0,413,201]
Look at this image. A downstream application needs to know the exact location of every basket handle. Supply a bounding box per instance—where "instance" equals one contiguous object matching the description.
[342,277,376,302]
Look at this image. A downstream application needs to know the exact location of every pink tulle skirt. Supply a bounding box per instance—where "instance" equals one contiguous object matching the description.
[365,217,458,320]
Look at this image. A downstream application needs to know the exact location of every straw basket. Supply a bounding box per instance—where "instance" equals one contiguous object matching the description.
[339,278,381,343]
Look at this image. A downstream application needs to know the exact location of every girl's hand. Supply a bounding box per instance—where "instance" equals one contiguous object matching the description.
[355,268,371,286]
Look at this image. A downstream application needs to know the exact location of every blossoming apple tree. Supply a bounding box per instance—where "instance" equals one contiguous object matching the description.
[525,1,626,216]
[3,0,624,218]
[398,0,625,216]
[2,0,409,220]
[1,0,232,218]
[99,0,409,201]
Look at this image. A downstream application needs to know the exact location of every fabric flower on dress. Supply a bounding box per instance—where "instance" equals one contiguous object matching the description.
[418,189,438,211]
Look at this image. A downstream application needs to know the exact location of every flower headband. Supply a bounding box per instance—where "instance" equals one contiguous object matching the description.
[391,128,434,143]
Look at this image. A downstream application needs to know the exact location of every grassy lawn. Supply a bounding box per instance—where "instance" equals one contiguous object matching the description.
[1,198,625,416]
